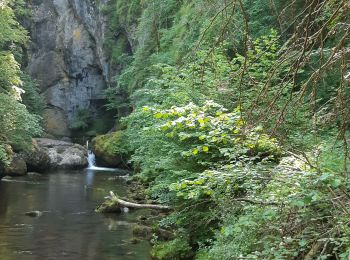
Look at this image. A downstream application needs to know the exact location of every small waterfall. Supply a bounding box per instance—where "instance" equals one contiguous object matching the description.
[87,150,96,168]
[86,140,117,171]
[87,140,97,169]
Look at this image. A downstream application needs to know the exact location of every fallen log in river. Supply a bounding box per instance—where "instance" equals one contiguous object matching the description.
[96,191,171,213]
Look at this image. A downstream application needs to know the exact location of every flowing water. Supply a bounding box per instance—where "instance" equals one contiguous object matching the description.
[87,151,118,172]
[0,167,151,260]
[86,142,117,172]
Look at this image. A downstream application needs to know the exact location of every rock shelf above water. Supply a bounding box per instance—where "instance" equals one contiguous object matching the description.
[34,138,88,170]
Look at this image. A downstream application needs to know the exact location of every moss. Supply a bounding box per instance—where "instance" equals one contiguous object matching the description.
[132,224,152,239]
[151,238,193,260]
[92,131,129,167]
[92,131,125,156]
[95,199,122,213]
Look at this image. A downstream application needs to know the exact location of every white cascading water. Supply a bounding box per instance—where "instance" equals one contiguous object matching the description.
[86,140,116,171]
[87,150,97,169]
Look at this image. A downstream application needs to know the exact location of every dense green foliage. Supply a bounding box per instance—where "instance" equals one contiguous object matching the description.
[0,93,42,150]
[99,0,350,259]
[20,74,45,116]
[3,0,349,258]
[0,1,43,167]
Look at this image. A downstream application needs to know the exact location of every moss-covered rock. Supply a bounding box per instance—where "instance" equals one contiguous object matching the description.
[4,154,27,176]
[151,238,193,260]
[0,143,28,177]
[92,131,129,168]
[132,224,153,239]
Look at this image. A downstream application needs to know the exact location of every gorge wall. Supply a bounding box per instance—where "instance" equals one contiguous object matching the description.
[26,0,111,137]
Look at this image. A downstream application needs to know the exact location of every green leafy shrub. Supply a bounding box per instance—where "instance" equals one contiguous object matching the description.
[0,0,28,94]
[21,74,45,116]
[0,94,42,151]
[0,52,22,93]
[0,143,10,167]
[151,237,193,260]
[150,101,281,161]
[122,100,281,254]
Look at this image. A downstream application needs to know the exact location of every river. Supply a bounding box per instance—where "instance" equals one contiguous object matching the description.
[0,169,150,260]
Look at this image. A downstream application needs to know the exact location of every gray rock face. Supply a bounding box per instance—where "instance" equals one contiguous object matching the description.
[20,140,51,173]
[27,0,110,136]
[35,138,88,169]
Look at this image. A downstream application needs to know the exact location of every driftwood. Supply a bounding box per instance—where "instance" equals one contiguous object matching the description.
[304,242,323,260]
[96,191,171,213]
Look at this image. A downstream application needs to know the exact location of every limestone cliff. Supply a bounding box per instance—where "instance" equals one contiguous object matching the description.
[26,0,110,136]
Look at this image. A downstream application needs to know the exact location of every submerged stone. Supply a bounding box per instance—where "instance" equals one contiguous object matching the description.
[25,211,43,217]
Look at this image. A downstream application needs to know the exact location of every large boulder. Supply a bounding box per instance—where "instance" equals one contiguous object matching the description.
[35,138,88,169]
[4,154,27,176]
[91,131,128,168]
[20,140,50,173]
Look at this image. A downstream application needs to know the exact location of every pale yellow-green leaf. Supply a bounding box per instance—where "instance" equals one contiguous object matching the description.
[199,135,206,141]
[202,146,209,152]
[154,112,163,119]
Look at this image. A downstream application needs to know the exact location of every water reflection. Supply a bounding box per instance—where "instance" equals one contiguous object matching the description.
[86,169,95,187]
[0,170,150,260]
